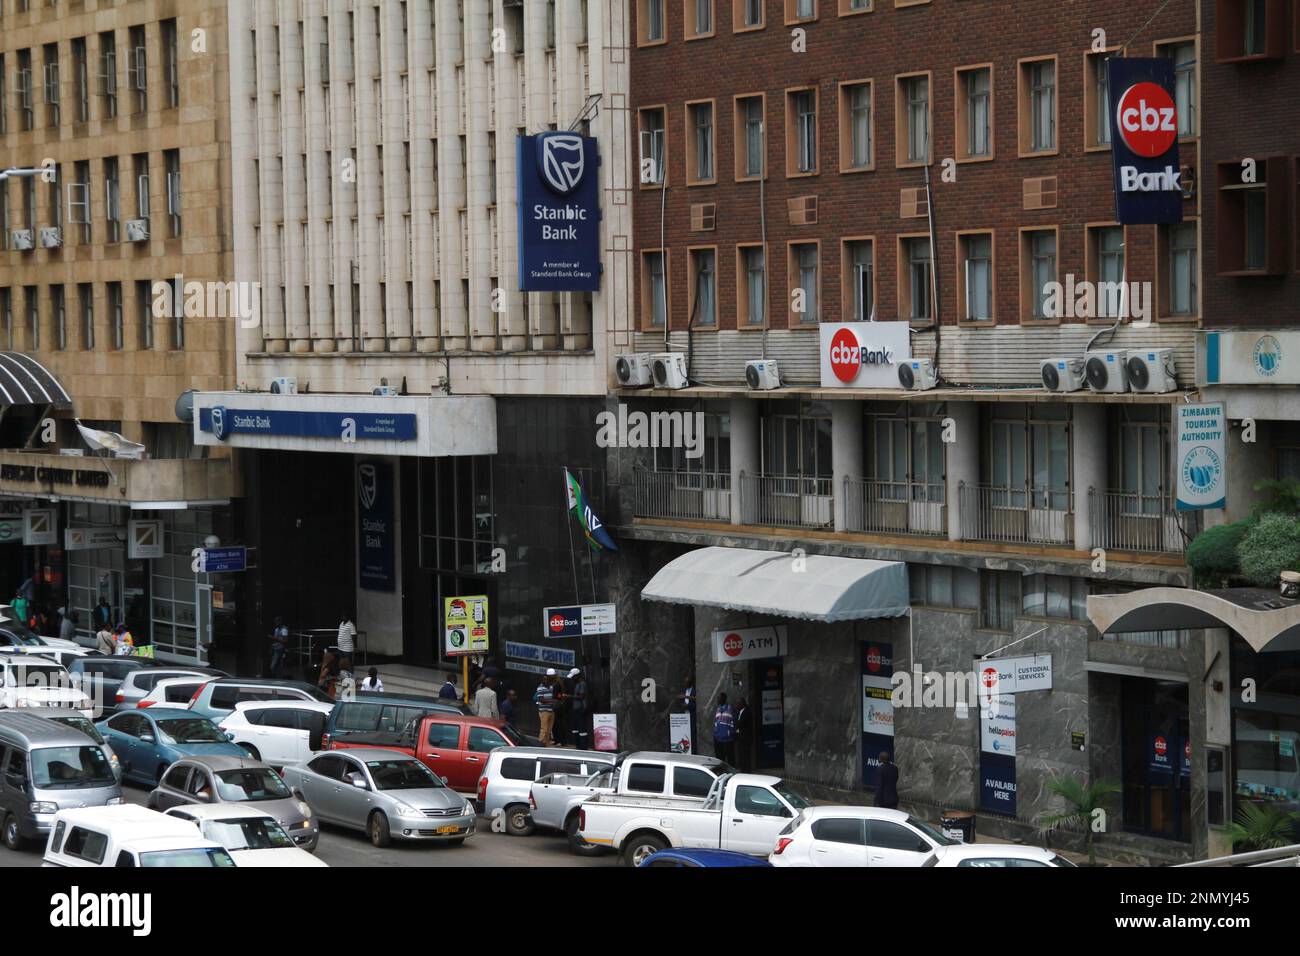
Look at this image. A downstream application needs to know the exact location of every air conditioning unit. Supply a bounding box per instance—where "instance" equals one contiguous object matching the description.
[270,376,298,395]
[898,358,938,391]
[39,227,63,249]
[372,386,399,397]
[10,230,34,251]
[1041,357,1086,393]
[1084,351,1129,393]
[650,352,689,390]
[745,359,781,391]
[125,218,150,242]
[1127,348,1178,393]
[614,353,653,387]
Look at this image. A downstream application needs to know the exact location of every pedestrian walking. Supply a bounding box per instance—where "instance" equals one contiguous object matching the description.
[875,751,900,810]
[567,667,590,749]
[113,624,134,656]
[500,689,519,729]
[59,610,78,643]
[473,676,500,720]
[361,667,384,691]
[268,616,290,679]
[337,657,356,701]
[95,620,115,655]
[734,696,754,772]
[438,676,459,699]
[93,597,112,632]
[337,611,356,660]
[712,693,737,765]
[534,670,558,746]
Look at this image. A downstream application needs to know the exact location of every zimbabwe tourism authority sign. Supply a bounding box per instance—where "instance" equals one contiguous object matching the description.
[1175,403,1226,511]
[517,132,601,292]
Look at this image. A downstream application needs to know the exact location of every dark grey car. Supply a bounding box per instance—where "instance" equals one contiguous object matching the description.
[145,755,319,851]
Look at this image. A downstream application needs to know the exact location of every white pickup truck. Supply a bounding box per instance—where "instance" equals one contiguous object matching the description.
[578,773,813,865]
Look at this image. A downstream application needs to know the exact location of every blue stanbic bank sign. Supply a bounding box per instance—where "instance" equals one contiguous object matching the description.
[517,132,601,292]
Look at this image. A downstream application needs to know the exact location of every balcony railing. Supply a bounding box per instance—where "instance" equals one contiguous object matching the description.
[739,472,833,530]
[632,467,731,522]
[958,481,1074,546]
[844,477,946,537]
[1089,489,1202,554]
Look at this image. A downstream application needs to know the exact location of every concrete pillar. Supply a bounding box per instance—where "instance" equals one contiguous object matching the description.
[945,402,978,542]
[831,401,862,533]
[1203,627,1233,859]
[1072,403,1107,553]
[730,397,759,526]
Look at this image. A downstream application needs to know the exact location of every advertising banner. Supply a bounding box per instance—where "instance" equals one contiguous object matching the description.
[1107,58,1183,225]
[444,595,489,657]
[976,655,1053,697]
[199,407,417,442]
[979,693,1017,816]
[980,752,1017,816]
[757,660,785,770]
[980,693,1017,756]
[517,132,601,292]
[861,642,894,788]
[357,460,395,592]
[592,714,618,752]
[1175,403,1226,511]
[504,640,575,669]
[543,603,616,638]
[711,625,788,663]
[820,322,912,388]
[669,713,693,754]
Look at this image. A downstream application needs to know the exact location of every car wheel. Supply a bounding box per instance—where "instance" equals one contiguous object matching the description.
[240,744,260,761]
[2,814,25,851]
[368,811,391,848]
[623,833,667,867]
[504,804,535,837]
[565,812,603,857]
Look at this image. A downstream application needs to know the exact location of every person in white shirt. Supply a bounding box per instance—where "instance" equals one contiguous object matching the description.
[337,612,356,657]
[473,677,500,720]
[361,667,384,692]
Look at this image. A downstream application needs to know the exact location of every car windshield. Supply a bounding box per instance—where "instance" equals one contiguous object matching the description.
[772,780,813,810]
[366,759,443,791]
[139,847,236,868]
[908,816,958,846]
[157,718,228,744]
[498,723,527,746]
[213,768,291,802]
[30,746,116,789]
[203,817,295,851]
[1050,854,1078,867]
[5,663,71,688]
[50,715,106,745]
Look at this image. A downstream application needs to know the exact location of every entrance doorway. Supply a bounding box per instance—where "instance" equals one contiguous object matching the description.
[1121,678,1190,842]
[751,658,784,770]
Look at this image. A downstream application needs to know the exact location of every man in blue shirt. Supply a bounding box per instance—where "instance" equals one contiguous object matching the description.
[713,693,736,765]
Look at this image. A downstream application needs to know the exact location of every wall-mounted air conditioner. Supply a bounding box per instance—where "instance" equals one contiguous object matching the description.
[270,376,298,395]
[614,353,653,387]
[898,358,938,391]
[1084,351,1129,393]
[745,360,780,390]
[10,230,35,251]
[1041,357,1085,392]
[125,218,150,242]
[650,353,689,390]
[40,227,63,249]
[1127,348,1178,393]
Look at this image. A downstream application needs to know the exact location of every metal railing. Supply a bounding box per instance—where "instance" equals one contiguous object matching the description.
[285,627,368,681]
[957,481,1074,546]
[843,477,947,537]
[1177,842,1300,867]
[1089,489,1202,554]
[739,472,834,530]
[631,467,732,522]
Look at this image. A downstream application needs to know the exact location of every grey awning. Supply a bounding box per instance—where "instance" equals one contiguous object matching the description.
[641,546,910,622]
[1087,587,1300,653]
[0,353,72,407]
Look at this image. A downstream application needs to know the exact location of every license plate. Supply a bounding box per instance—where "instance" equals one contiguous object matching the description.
[436,825,460,834]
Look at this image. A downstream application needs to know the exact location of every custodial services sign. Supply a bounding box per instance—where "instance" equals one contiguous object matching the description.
[517,132,602,292]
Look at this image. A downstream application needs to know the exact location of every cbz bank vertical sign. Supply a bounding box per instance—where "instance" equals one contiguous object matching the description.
[1107,57,1183,225]
[517,132,601,292]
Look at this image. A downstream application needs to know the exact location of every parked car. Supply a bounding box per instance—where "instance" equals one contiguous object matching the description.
[218,700,333,767]
[580,772,813,866]
[639,848,773,868]
[0,654,94,717]
[927,844,1077,867]
[477,746,617,835]
[280,748,477,847]
[320,692,470,750]
[188,678,333,722]
[42,804,235,868]
[0,622,88,667]
[35,707,122,780]
[528,751,733,853]
[768,806,958,867]
[163,803,328,867]
[135,676,217,709]
[0,712,124,850]
[114,665,227,710]
[146,755,318,850]
[96,707,248,786]
[329,712,526,793]
[66,656,166,716]
[0,613,79,651]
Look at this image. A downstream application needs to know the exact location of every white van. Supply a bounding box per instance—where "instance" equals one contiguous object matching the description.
[43,804,237,868]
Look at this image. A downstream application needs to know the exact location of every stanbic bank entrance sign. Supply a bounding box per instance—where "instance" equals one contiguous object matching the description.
[819,322,912,388]
[517,132,601,292]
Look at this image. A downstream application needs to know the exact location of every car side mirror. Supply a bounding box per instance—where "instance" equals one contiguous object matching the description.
[439,775,449,786]
[140,734,155,744]
[224,731,234,741]
[350,777,367,789]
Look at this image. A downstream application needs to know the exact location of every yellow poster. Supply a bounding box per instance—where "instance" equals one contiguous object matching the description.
[444,595,489,657]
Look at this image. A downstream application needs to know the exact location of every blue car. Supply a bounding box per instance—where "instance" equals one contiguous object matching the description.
[638,849,773,868]
[96,707,249,787]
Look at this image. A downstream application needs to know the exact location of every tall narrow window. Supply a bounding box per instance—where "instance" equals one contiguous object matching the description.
[740,245,766,325]
[691,0,713,35]
[104,157,120,242]
[1163,41,1196,136]
[1168,223,1197,315]
[127,25,147,114]
[688,101,714,182]
[1095,226,1124,317]
[161,18,179,108]
[739,96,764,177]
[791,243,818,322]
[790,90,817,173]
[43,43,60,129]
[72,38,90,123]
[906,237,932,321]
[25,287,39,352]
[53,286,66,350]
[136,279,154,349]
[900,75,929,164]
[846,240,873,322]
[690,249,716,326]
[644,251,667,327]
[78,283,93,349]
[108,282,123,350]
[1023,59,1056,153]
[1023,229,1057,319]
[98,32,117,119]
[965,69,990,157]
[841,82,872,169]
[641,0,665,42]
[638,107,666,184]
[743,0,763,27]
[961,234,992,321]
[165,149,181,237]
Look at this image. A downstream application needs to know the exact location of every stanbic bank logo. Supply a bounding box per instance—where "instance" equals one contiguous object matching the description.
[1116,82,1180,193]
[210,406,228,441]
[538,132,586,195]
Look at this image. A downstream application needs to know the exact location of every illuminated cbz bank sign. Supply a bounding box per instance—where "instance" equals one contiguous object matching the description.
[517,132,602,292]
[1107,58,1183,225]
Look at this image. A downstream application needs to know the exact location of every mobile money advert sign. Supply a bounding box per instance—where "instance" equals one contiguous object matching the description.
[1176,403,1226,511]
[444,595,489,657]
[517,132,601,292]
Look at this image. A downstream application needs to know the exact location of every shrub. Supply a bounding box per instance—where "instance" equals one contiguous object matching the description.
[1253,478,1300,518]
[1237,512,1300,587]
[1186,519,1253,587]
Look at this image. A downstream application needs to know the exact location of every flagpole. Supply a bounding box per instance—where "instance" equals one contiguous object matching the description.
[565,467,581,606]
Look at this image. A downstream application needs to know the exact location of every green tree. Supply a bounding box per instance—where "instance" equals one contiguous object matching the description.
[1037,775,1121,867]
[1252,478,1300,518]
[1237,512,1300,587]
[1186,519,1254,587]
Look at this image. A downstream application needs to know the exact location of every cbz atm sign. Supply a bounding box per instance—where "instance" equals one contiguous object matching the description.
[517,132,601,292]
[1107,58,1183,225]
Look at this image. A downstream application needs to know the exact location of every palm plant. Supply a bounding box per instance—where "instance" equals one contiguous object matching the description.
[1224,802,1300,853]
[1037,775,1121,866]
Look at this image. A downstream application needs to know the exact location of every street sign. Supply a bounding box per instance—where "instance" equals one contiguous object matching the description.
[542,603,616,638]
[195,547,248,573]
[445,595,489,657]
[505,640,575,669]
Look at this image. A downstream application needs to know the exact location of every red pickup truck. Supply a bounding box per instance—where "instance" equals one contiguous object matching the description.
[329,713,527,792]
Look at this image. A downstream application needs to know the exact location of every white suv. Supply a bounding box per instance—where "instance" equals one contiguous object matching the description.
[217,700,334,767]
[0,655,95,717]
[769,806,958,867]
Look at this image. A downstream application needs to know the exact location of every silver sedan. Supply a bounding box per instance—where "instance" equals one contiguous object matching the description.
[280,748,477,847]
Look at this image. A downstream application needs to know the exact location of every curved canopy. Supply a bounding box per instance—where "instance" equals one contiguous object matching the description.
[1087,587,1300,653]
[641,546,910,622]
[0,353,72,407]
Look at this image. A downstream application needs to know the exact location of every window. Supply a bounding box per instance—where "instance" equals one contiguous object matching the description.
[165,150,181,237]
[43,43,60,129]
[133,153,150,220]
[865,820,928,853]
[896,74,930,166]
[955,66,991,160]
[959,232,993,321]
[104,157,120,242]
[638,107,666,185]
[1085,50,1119,149]
[841,0,872,13]
[1216,0,1284,60]
[1087,225,1125,318]
[467,727,506,753]
[1161,222,1198,316]
[136,280,154,349]
[63,827,108,865]
[162,19,179,108]
[812,817,866,844]
[1022,574,1088,620]
[980,570,1019,632]
[688,0,714,37]
[735,0,764,30]
[674,766,715,797]
[842,239,874,322]
[786,0,817,22]
[737,243,766,326]
[25,287,39,351]
[162,764,191,791]
[78,283,93,349]
[638,0,666,44]
[17,49,34,132]
[789,242,819,323]
[625,763,667,793]
[688,248,717,326]
[1020,228,1058,320]
[786,88,818,175]
[71,161,91,243]
[908,564,979,609]
[108,282,123,350]
[52,286,66,350]
[426,723,462,750]
[983,403,1071,515]
[127,25,147,114]
[686,100,715,183]
[839,81,873,171]
[642,250,669,328]
[735,94,765,179]
[899,236,932,322]
[1156,41,1196,137]
[1019,58,1056,154]
[98,32,117,119]
[1216,158,1286,276]
[736,785,790,816]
